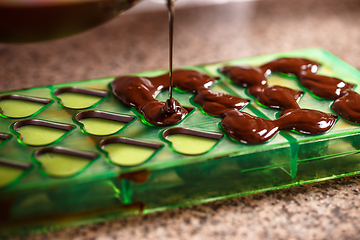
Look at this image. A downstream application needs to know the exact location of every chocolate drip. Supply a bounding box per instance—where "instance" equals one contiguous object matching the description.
[111,70,218,126]
[141,99,187,126]
[112,57,347,144]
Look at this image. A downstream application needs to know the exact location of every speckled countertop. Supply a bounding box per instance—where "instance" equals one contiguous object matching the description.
[2,0,360,239]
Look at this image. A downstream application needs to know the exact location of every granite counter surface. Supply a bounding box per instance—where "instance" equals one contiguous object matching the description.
[2,0,360,239]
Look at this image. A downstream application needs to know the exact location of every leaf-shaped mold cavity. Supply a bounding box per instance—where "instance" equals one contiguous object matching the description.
[54,87,109,109]
[100,137,162,166]
[162,128,224,155]
[13,120,74,146]
[75,111,135,136]
[0,95,51,118]
[34,147,98,178]
[0,159,31,188]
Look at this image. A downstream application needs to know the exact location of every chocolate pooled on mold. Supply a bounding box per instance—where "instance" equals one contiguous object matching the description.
[111,69,218,126]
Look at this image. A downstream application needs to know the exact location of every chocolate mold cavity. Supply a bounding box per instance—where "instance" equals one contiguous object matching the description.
[75,111,135,136]
[54,87,109,110]
[0,95,51,118]
[0,159,31,188]
[162,128,224,155]
[34,147,98,178]
[111,69,218,126]
[13,120,74,146]
[0,133,11,147]
[100,137,162,167]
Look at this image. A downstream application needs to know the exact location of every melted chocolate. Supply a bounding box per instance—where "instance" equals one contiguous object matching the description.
[193,88,249,117]
[278,109,337,134]
[141,99,188,126]
[221,109,337,144]
[260,58,320,76]
[248,85,303,110]
[332,91,360,124]
[167,0,175,101]
[219,57,347,143]
[220,65,304,110]
[111,70,218,126]
[222,110,278,144]
[221,66,266,88]
[112,56,356,145]
[298,71,354,100]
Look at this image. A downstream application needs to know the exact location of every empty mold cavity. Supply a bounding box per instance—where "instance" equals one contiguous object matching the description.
[0,95,51,118]
[13,120,74,146]
[75,111,135,136]
[100,137,162,166]
[162,128,224,155]
[54,87,109,109]
[34,147,98,177]
[0,159,31,188]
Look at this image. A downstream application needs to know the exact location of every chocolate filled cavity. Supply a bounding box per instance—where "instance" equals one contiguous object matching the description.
[332,91,360,124]
[193,88,249,117]
[219,57,350,143]
[111,69,218,126]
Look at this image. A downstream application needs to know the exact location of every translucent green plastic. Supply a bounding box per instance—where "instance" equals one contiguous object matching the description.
[1,48,360,238]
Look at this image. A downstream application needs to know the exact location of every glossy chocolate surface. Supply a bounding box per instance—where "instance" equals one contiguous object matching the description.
[220,57,350,143]
[112,56,359,144]
[111,70,218,126]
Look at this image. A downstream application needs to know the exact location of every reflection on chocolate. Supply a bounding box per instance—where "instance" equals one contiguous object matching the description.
[299,71,354,100]
[141,99,188,126]
[278,109,337,134]
[220,57,343,143]
[248,85,302,110]
[221,66,266,87]
[112,57,349,145]
[222,110,278,144]
[193,88,249,117]
[260,58,320,76]
[332,91,360,124]
[111,70,218,126]
[221,109,337,144]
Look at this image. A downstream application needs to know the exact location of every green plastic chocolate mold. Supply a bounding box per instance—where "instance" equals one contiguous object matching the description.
[0,95,52,119]
[2,48,360,238]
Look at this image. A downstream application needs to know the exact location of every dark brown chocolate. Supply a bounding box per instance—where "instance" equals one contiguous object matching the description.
[221,109,337,144]
[278,109,337,134]
[332,91,360,124]
[222,57,360,126]
[112,57,349,145]
[298,71,354,100]
[248,85,303,110]
[260,58,320,76]
[111,70,218,126]
[193,88,249,117]
[221,66,266,88]
[219,57,348,143]
[140,99,188,126]
[222,110,278,144]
